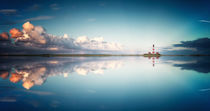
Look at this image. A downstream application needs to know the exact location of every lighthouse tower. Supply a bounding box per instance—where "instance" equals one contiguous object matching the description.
[144,44,161,56]
[152,44,155,54]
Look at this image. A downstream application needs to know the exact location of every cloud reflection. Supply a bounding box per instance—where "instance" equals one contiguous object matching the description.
[0,57,123,90]
[164,57,210,73]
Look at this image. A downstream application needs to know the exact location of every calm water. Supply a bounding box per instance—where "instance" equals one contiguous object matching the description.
[0,56,210,111]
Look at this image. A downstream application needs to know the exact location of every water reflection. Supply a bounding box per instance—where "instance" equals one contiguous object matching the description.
[0,57,123,90]
[1,56,210,110]
[164,56,210,73]
[145,56,160,67]
[1,56,210,91]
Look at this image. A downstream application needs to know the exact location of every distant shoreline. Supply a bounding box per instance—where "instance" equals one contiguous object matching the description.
[0,54,210,57]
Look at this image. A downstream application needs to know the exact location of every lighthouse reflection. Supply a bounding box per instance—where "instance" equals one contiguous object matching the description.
[147,56,160,67]
[0,56,210,90]
[1,56,210,111]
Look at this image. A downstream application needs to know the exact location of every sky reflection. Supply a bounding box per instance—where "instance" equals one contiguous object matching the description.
[0,57,124,89]
[0,57,210,111]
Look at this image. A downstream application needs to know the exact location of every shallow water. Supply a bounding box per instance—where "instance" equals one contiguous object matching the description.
[0,56,210,111]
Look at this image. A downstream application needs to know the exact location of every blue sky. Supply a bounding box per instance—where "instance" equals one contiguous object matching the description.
[0,0,210,53]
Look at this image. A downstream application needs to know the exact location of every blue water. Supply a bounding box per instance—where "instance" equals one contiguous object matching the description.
[0,56,210,111]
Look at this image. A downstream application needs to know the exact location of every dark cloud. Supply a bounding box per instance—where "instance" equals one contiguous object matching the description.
[173,38,210,54]
[174,38,210,49]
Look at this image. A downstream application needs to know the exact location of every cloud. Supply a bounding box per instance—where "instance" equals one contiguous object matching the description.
[50,4,60,10]
[0,57,124,89]
[0,32,10,40]
[199,20,210,23]
[21,22,46,44]
[75,36,123,50]
[63,34,69,38]
[25,90,54,95]
[161,38,210,55]
[0,22,123,54]
[0,97,16,102]
[174,38,210,49]
[25,16,54,21]
[9,28,23,38]
[165,56,210,73]
[0,71,9,79]
[0,9,17,15]
[9,73,23,83]
[200,88,210,92]
[22,21,35,32]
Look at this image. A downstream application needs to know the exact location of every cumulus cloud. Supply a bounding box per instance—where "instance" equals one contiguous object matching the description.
[63,34,69,38]
[25,16,54,21]
[0,21,123,54]
[22,21,34,32]
[9,28,23,38]
[9,73,23,83]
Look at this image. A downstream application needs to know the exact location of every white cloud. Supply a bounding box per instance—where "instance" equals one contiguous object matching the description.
[199,20,210,23]
[164,47,197,51]
[25,90,54,95]
[0,97,16,102]
[74,36,123,50]
[63,34,69,38]
[25,16,54,21]
[0,9,17,14]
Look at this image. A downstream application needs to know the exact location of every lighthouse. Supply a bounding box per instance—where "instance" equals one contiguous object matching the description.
[152,44,155,54]
[143,44,161,57]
